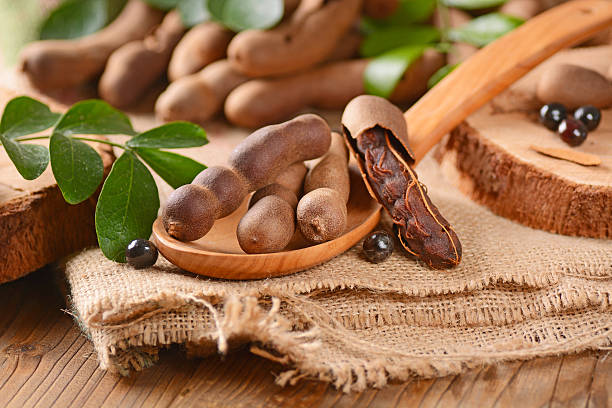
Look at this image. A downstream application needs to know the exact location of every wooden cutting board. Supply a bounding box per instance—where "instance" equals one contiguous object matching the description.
[0,88,115,283]
[436,45,612,238]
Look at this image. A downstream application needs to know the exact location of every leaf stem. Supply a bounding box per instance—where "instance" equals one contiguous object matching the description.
[14,135,126,149]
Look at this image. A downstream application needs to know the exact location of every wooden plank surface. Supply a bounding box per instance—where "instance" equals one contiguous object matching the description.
[0,268,609,408]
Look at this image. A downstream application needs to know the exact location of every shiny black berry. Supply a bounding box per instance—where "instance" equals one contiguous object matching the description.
[539,103,567,130]
[126,239,158,268]
[363,230,394,263]
[558,117,588,147]
[574,105,601,131]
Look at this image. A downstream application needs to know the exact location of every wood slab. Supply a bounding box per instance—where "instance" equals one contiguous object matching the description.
[0,87,115,283]
[436,46,612,238]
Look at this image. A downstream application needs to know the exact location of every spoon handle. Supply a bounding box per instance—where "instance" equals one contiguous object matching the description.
[405,0,612,163]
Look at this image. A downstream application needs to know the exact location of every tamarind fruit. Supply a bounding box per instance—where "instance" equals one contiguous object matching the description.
[167,22,233,82]
[364,0,399,19]
[162,114,331,241]
[275,161,308,196]
[156,28,363,124]
[434,8,477,66]
[499,0,541,20]
[99,11,186,108]
[537,64,612,109]
[19,0,164,91]
[225,50,444,128]
[298,132,350,243]
[227,0,363,78]
[342,95,461,269]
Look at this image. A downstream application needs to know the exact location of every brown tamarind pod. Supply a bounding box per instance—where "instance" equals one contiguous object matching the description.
[364,0,399,19]
[298,132,350,243]
[227,0,363,78]
[275,162,308,197]
[167,21,233,82]
[341,95,462,269]
[238,184,299,254]
[537,64,612,109]
[162,114,332,241]
[156,60,249,123]
[99,11,186,108]
[225,50,444,128]
[326,29,364,62]
[433,8,477,65]
[499,0,541,20]
[19,0,164,91]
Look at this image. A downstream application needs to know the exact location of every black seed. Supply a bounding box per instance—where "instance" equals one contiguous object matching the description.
[558,117,588,147]
[574,105,601,131]
[539,103,567,130]
[126,239,158,269]
[363,230,394,263]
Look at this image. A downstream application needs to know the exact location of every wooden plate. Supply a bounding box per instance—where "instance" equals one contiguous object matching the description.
[152,166,381,280]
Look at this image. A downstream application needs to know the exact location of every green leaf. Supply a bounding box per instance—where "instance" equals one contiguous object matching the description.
[448,13,523,47]
[360,25,439,57]
[364,45,426,98]
[0,136,49,180]
[127,122,208,149]
[178,0,210,27]
[0,96,60,139]
[55,100,136,137]
[40,0,108,40]
[208,0,283,31]
[135,148,206,189]
[95,151,159,262]
[142,0,179,10]
[441,0,507,10]
[50,133,104,204]
[427,63,458,88]
[361,0,436,32]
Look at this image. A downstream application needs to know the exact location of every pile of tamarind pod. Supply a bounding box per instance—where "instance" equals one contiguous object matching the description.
[18,0,585,126]
[162,113,353,254]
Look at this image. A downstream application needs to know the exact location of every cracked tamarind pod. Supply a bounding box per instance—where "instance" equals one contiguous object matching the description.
[19,0,164,91]
[162,114,331,241]
[99,11,186,108]
[341,95,462,269]
[227,0,363,78]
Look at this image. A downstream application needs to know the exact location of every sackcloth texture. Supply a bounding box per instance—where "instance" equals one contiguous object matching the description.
[63,153,612,392]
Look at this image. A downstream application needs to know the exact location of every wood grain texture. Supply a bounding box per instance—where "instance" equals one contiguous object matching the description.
[405,0,612,163]
[0,87,115,284]
[0,268,609,408]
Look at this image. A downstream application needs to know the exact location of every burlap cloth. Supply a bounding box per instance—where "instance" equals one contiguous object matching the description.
[63,153,612,392]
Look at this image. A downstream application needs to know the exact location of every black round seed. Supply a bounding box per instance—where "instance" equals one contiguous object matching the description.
[558,117,588,147]
[126,239,158,269]
[363,230,394,263]
[539,103,567,130]
[574,105,601,131]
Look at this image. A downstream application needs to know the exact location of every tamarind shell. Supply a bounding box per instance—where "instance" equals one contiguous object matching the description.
[249,184,298,209]
[192,166,248,218]
[304,132,350,204]
[297,188,347,243]
[237,196,296,254]
[162,184,219,241]
[275,162,308,196]
[536,64,612,109]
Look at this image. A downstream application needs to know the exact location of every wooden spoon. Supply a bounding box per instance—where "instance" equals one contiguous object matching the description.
[152,0,612,279]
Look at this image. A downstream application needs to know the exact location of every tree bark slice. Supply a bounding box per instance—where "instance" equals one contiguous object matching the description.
[435,46,612,239]
[0,88,115,283]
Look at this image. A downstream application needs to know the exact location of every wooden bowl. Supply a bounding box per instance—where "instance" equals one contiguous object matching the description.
[152,166,381,280]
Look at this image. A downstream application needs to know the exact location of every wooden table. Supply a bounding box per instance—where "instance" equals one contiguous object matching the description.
[0,267,609,408]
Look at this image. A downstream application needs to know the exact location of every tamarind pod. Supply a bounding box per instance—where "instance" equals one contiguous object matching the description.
[275,162,308,197]
[364,0,399,19]
[225,51,444,128]
[167,22,233,82]
[342,95,461,269]
[156,60,249,123]
[99,11,186,108]
[283,0,302,17]
[19,0,164,91]
[434,8,477,65]
[500,0,542,20]
[227,0,363,77]
[326,29,364,62]
[163,114,331,241]
[298,132,351,243]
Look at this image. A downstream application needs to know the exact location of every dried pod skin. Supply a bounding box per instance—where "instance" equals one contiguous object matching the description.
[168,21,233,82]
[297,188,347,243]
[156,60,249,123]
[99,11,186,108]
[249,183,298,209]
[162,184,219,241]
[304,132,350,203]
[237,196,296,254]
[275,162,308,196]
[342,95,462,269]
[192,166,248,218]
[227,0,363,77]
[537,64,612,109]
[19,0,164,91]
